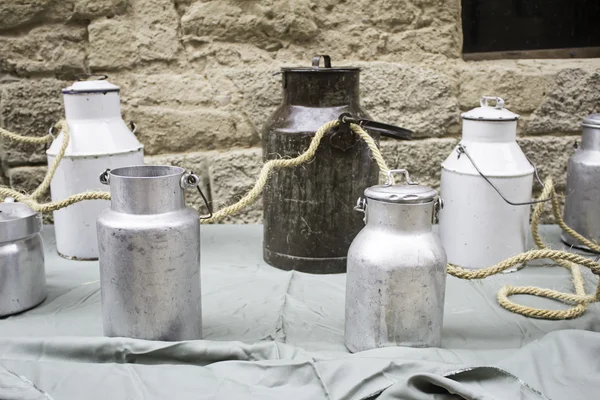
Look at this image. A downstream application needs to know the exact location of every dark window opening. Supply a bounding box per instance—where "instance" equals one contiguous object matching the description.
[462,0,600,59]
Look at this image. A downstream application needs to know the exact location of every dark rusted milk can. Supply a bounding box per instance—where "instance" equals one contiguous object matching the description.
[262,55,410,274]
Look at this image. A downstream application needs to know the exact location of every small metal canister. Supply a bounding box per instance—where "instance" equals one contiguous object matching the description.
[96,165,209,341]
[0,201,46,317]
[345,169,447,352]
[562,114,600,250]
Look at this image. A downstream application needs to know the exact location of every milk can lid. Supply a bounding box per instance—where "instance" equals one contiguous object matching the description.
[0,202,41,243]
[582,114,600,128]
[280,55,359,73]
[364,170,438,204]
[462,96,519,122]
[62,75,120,94]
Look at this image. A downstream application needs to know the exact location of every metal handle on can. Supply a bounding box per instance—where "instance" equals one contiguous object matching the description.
[128,121,137,134]
[480,96,505,109]
[338,113,413,140]
[384,169,418,186]
[456,144,551,206]
[181,172,213,220]
[99,169,111,185]
[354,197,367,224]
[312,55,332,69]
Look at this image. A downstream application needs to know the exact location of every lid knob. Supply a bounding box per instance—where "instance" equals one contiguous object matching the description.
[480,96,505,109]
[385,169,419,186]
[311,55,332,69]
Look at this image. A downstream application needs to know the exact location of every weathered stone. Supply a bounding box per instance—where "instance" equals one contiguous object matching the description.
[527,64,600,135]
[72,0,128,20]
[0,79,67,166]
[125,106,259,155]
[88,20,137,69]
[219,68,282,134]
[519,136,573,191]
[113,72,236,108]
[457,60,550,115]
[0,0,53,31]
[181,0,318,51]
[381,138,457,190]
[0,25,86,76]
[360,62,460,138]
[88,0,180,70]
[386,25,461,59]
[7,165,47,196]
[208,148,263,224]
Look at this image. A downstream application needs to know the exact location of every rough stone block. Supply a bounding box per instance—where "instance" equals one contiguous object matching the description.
[72,0,128,20]
[380,138,458,189]
[0,79,67,166]
[360,62,460,138]
[0,25,86,76]
[125,106,259,155]
[527,65,600,135]
[518,136,573,190]
[88,0,180,70]
[0,0,53,31]
[208,148,263,224]
[112,72,238,109]
[181,0,318,51]
[457,61,550,115]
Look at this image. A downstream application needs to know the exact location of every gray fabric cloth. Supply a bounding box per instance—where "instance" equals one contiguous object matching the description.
[0,225,599,399]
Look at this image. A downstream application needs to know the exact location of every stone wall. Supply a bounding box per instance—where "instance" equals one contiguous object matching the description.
[1,0,599,223]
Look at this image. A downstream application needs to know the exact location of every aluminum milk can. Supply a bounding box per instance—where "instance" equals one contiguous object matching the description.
[96,166,207,341]
[263,55,411,274]
[47,75,144,260]
[438,96,535,270]
[0,201,46,316]
[345,169,447,352]
[562,114,600,250]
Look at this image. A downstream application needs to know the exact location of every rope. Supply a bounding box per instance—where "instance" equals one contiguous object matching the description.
[2,119,599,320]
[0,121,110,211]
[203,121,390,223]
[0,127,54,145]
[446,176,600,320]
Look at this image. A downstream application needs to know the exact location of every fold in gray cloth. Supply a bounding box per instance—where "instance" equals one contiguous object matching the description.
[0,225,598,399]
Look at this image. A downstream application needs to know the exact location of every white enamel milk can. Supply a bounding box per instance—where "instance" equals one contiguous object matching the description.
[47,75,144,260]
[438,96,543,270]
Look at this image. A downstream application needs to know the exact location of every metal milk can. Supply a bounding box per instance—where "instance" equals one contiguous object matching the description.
[438,96,539,270]
[263,55,411,274]
[96,165,210,341]
[48,75,144,261]
[562,114,600,250]
[345,169,447,352]
[0,201,46,317]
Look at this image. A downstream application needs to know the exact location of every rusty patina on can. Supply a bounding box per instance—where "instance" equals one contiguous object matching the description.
[262,55,379,274]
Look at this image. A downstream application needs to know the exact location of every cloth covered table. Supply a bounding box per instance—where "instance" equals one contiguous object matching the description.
[0,225,599,399]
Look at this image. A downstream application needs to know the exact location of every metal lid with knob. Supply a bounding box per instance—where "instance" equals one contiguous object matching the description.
[62,74,120,95]
[364,169,438,204]
[280,55,360,72]
[461,96,519,122]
